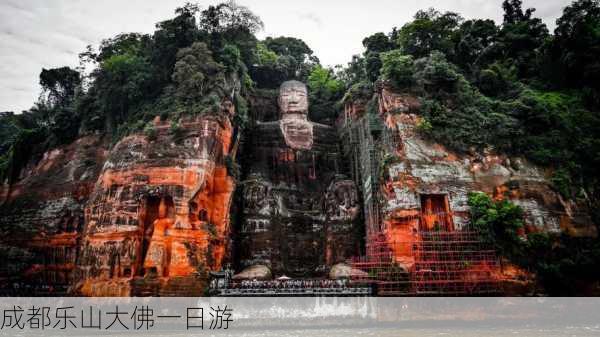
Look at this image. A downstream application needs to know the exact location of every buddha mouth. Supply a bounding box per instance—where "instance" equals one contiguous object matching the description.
[286,104,304,111]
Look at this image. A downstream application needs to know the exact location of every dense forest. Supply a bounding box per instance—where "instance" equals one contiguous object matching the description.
[1,0,600,293]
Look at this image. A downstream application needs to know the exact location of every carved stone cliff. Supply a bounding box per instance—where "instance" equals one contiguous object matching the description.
[76,113,236,296]
[0,135,107,294]
[234,80,361,278]
[0,79,597,296]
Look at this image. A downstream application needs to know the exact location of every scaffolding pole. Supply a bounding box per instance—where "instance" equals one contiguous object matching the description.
[350,230,502,296]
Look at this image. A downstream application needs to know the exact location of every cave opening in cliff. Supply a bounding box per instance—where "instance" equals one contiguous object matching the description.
[199,209,209,222]
[420,194,453,231]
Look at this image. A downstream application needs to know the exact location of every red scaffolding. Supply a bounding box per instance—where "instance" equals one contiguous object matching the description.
[350,226,502,296]
[350,233,411,295]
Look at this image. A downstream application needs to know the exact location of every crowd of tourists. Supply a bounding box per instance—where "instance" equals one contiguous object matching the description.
[232,278,351,289]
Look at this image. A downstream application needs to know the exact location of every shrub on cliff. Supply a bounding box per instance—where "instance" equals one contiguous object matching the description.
[468,192,525,258]
[144,124,158,142]
[468,191,600,294]
[169,121,184,143]
[341,81,373,104]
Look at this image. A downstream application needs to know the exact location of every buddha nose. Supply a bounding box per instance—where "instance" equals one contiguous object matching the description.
[290,91,299,103]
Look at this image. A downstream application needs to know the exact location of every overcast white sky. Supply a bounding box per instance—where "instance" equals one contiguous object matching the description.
[0,0,573,112]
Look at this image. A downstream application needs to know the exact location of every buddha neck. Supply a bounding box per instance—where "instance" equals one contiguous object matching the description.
[281,113,308,122]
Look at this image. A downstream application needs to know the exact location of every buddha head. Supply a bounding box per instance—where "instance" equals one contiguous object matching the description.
[278,80,308,119]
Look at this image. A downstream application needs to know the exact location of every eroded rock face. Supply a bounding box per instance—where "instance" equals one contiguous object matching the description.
[76,115,236,296]
[374,85,596,266]
[0,135,107,294]
[237,81,361,277]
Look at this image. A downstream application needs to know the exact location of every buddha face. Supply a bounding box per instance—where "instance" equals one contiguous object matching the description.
[278,80,308,118]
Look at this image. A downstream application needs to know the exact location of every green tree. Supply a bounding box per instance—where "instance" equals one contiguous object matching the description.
[308,65,344,98]
[95,51,153,132]
[338,54,367,86]
[477,61,518,97]
[547,0,600,104]
[380,50,415,89]
[452,19,499,72]
[264,36,315,65]
[485,0,549,78]
[97,33,152,63]
[364,52,383,82]
[219,44,243,73]
[396,9,463,58]
[250,36,318,88]
[172,42,226,114]
[199,0,264,34]
[468,192,525,257]
[362,32,395,82]
[362,32,395,53]
[307,65,344,122]
[199,1,261,66]
[39,67,81,107]
[264,36,318,81]
[151,4,201,89]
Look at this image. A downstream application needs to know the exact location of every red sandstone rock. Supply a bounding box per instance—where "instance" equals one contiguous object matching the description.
[75,114,236,296]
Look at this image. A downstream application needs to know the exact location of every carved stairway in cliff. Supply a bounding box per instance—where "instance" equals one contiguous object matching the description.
[350,230,502,296]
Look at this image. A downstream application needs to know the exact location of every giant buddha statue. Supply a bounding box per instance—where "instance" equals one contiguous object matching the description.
[278,80,314,150]
[236,80,361,278]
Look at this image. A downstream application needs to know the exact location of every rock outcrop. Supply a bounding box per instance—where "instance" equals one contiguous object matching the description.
[76,113,236,296]
[0,135,107,294]
[374,85,596,246]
